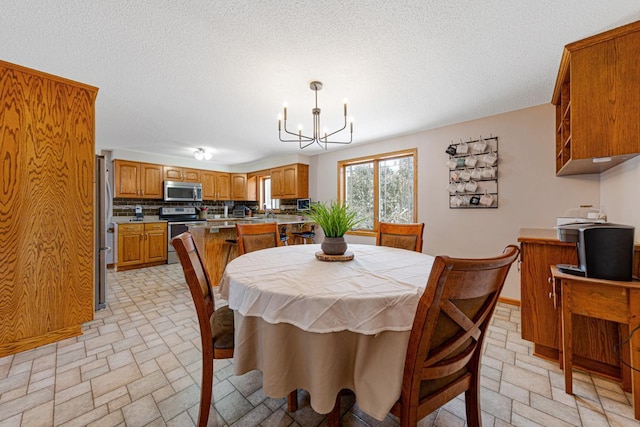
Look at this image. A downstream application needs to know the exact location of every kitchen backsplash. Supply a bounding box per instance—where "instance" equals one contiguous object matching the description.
[112,198,301,218]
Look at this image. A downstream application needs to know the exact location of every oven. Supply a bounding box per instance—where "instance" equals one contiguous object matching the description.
[160,207,206,264]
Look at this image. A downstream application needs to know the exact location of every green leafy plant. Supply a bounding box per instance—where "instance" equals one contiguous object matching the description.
[307,200,364,237]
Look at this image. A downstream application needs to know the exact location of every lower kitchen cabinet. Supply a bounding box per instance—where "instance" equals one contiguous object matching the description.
[117,222,167,271]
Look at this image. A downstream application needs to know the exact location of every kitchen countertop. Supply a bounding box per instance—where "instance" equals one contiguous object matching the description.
[111,214,311,227]
[111,216,166,224]
[190,215,311,230]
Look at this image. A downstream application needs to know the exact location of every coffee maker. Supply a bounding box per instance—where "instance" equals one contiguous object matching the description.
[557,223,635,281]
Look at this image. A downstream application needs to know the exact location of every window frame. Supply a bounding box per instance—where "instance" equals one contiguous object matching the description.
[338,148,418,236]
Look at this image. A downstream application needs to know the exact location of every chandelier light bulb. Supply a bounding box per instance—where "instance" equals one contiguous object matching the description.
[203,151,213,161]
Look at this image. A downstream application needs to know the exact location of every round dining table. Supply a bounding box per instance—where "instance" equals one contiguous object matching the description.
[219,243,434,421]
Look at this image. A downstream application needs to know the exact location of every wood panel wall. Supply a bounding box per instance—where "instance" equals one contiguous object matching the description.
[0,60,98,357]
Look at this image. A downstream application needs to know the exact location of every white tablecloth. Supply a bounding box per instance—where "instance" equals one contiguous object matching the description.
[219,244,434,334]
[218,243,434,420]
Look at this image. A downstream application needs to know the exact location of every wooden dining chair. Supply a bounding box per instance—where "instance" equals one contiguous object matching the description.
[173,231,298,424]
[235,222,282,255]
[376,222,425,252]
[328,245,519,427]
[171,232,234,427]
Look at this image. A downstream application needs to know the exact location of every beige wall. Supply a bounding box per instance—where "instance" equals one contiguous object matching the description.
[310,103,601,300]
[600,155,640,238]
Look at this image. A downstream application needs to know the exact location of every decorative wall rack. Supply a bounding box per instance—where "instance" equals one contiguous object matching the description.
[446,135,499,209]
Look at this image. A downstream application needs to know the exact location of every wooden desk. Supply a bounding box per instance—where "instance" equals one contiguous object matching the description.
[551,266,640,419]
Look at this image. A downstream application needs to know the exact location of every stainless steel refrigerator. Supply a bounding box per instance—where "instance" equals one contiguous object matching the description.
[95,155,110,310]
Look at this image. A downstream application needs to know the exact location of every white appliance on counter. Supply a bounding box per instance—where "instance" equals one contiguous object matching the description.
[555,206,607,239]
[159,207,206,264]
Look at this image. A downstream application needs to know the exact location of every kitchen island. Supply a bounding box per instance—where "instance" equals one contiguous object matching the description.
[188,216,314,286]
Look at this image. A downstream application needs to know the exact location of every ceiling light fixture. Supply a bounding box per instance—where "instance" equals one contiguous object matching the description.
[278,81,354,150]
[193,148,212,160]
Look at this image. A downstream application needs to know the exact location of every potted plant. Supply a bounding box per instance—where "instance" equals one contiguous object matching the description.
[307,200,363,255]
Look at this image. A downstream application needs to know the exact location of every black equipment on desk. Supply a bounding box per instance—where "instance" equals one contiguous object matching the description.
[557,223,634,281]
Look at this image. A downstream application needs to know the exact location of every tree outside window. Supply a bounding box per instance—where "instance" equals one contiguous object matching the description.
[339,149,417,232]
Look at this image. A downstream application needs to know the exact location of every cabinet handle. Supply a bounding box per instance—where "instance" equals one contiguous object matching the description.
[548,292,553,299]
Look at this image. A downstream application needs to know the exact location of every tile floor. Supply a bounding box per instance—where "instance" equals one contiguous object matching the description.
[1,263,639,427]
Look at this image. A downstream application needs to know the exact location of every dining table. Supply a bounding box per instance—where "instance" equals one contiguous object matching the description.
[218,243,434,421]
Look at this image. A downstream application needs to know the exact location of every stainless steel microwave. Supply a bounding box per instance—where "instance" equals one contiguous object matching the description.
[163,181,203,202]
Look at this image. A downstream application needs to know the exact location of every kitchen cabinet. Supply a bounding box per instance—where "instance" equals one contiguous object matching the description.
[246,173,258,201]
[202,171,231,200]
[271,163,309,199]
[117,222,167,271]
[0,60,97,357]
[163,165,201,183]
[518,228,640,381]
[114,160,163,199]
[231,173,247,200]
[552,21,640,175]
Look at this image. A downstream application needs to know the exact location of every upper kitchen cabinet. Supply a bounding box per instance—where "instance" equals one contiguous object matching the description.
[202,171,231,200]
[271,163,309,199]
[231,173,247,200]
[0,60,97,357]
[163,165,201,183]
[114,160,163,199]
[246,172,258,201]
[552,21,640,176]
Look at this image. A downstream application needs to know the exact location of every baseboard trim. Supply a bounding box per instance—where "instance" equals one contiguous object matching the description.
[498,297,520,307]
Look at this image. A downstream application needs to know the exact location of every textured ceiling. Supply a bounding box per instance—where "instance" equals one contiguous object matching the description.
[2,1,639,167]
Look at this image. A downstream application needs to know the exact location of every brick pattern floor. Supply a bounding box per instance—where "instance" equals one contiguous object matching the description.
[1,263,639,426]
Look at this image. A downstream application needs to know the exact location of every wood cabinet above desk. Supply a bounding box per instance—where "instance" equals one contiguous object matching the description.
[552,21,640,175]
[519,228,640,382]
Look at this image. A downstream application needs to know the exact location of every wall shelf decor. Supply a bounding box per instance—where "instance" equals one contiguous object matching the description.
[446,135,498,209]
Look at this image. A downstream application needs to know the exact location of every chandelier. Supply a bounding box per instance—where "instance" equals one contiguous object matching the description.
[278,81,353,149]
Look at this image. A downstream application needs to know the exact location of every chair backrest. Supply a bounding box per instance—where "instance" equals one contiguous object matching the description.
[171,232,215,346]
[398,245,519,424]
[236,222,281,255]
[377,222,425,252]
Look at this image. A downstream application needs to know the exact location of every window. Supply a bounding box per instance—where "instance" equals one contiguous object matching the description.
[260,176,279,210]
[339,149,417,232]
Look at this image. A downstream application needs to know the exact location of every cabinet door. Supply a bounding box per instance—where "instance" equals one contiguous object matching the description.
[182,168,201,183]
[282,166,297,198]
[216,173,231,200]
[572,30,640,161]
[118,225,145,267]
[246,174,257,202]
[163,166,183,182]
[520,242,577,349]
[114,160,140,198]
[231,174,247,200]
[145,223,167,262]
[271,168,284,198]
[202,171,217,200]
[140,163,163,199]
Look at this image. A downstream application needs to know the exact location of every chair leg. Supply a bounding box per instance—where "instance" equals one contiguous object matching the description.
[287,389,298,412]
[328,393,341,427]
[464,377,482,427]
[198,357,214,427]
